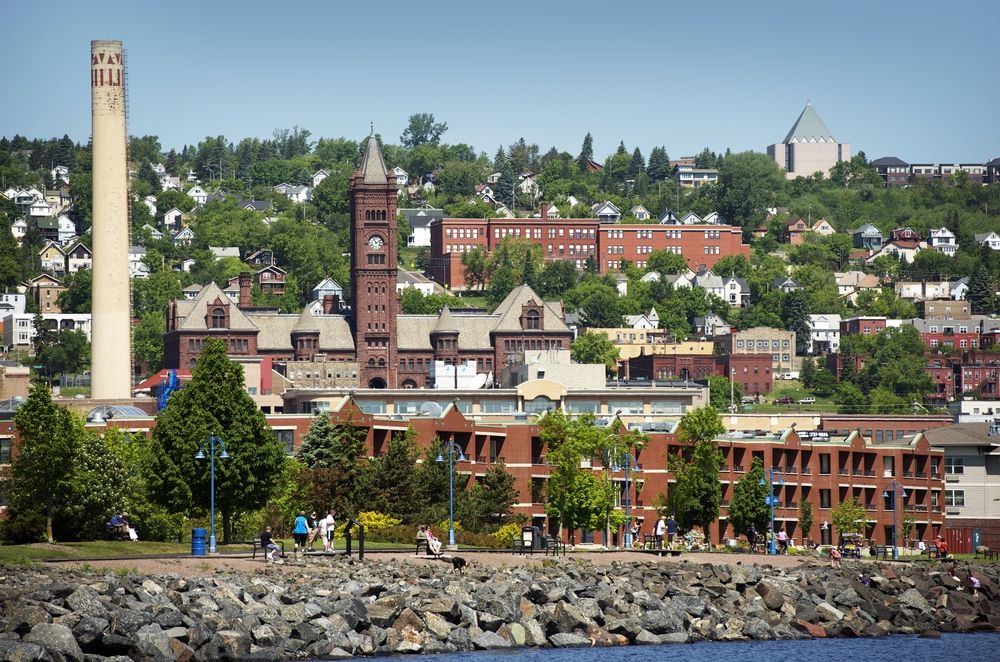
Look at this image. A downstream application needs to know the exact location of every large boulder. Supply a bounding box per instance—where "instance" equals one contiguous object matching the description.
[23,623,84,662]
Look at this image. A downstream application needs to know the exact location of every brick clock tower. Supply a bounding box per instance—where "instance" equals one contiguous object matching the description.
[351,135,399,388]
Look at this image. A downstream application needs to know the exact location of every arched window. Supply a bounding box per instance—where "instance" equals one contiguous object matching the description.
[211,307,226,328]
[378,358,386,367]
[367,358,375,368]
[526,310,540,330]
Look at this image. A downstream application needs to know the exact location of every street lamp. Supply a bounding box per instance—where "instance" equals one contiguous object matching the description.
[613,411,641,548]
[195,434,228,554]
[883,481,907,560]
[761,467,784,555]
[436,435,466,548]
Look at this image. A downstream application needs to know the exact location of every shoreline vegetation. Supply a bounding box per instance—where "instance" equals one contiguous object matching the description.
[0,550,996,660]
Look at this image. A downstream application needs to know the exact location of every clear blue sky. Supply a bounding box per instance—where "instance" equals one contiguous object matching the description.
[3,0,998,163]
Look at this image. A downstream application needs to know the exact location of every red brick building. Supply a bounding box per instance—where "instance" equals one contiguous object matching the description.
[840,316,888,336]
[429,217,750,288]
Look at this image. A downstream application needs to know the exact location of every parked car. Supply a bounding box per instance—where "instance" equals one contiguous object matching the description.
[774,396,794,405]
[797,397,816,404]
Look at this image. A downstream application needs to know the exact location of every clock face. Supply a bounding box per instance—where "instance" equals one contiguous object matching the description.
[368,235,383,249]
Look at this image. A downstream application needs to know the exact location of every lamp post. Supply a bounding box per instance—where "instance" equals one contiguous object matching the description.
[195,435,228,554]
[761,467,784,555]
[613,411,641,548]
[883,481,907,560]
[436,435,466,549]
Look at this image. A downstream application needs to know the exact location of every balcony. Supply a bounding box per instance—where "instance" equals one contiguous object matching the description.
[903,471,915,478]
[783,466,797,474]
[531,455,547,465]
[909,504,928,512]
[785,501,798,509]
[863,470,875,478]
[720,500,730,507]
[801,465,811,474]
[720,465,730,472]
[915,472,927,479]
[864,502,877,511]
[838,469,849,476]
[476,455,487,463]
[733,465,745,473]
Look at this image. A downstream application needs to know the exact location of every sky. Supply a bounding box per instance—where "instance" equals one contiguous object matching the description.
[3,0,998,163]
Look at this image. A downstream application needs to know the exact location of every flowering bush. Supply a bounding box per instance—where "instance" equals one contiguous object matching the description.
[494,522,522,543]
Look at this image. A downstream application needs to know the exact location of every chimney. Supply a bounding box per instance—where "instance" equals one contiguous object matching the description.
[323,294,340,314]
[238,271,252,309]
[541,202,550,219]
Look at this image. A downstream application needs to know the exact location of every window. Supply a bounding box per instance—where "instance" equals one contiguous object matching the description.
[945,457,964,474]
[944,490,965,507]
[819,453,831,475]
[273,429,295,455]
[0,438,11,464]
[819,489,831,509]
[210,307,226,329]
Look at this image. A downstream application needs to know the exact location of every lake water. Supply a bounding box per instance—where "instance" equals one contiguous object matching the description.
[372,632,1000,661]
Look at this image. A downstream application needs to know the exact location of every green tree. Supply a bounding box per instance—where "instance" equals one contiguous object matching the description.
[968,261,994,314]
[647,146,670,181]
[831,496,866,540]
[56,268,92,313]
[538,260,579,299]
[780,289,810,353]
[146,339,285,543]
[35,330,90,379]
[414,437,466,525]
[576,133,594,172]
[671,406,725,543]
[460,246,492,291]
[727,457,769,536]
[401,113,448,148]
[834,381,866,414]
[8,382,82,542]
[570,332,619,375]
[799,356,816,388]
[365,427,421,521]
[646,249,688,275]
[133,312,165,376]
[708,375,743,411]
[581,289,622,328]
[715,151,785,230]
[541,410,610,542]
[295,414,367,517]
[459,461,518,532]
[799,499,814,545]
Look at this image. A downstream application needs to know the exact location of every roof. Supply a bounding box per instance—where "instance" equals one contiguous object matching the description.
[292,307,319,333]
[782,103,836,144]
[871,156,910,167]
[250,311,355,351]
[923,423,999,447]
[359,135,388,185]
[175,282,257,332]
[432,306,458,333]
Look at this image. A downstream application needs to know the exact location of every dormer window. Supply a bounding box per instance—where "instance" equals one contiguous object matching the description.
[525,310,540,330]
[211,307,226,328]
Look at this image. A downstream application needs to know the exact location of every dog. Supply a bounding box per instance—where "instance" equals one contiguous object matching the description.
[450,556,467,574]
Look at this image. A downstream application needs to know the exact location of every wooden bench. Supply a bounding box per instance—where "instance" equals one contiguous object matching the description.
[641,534,659,550]
[415,539,442,557]
[250,539,285,560]
[923,544,941,559]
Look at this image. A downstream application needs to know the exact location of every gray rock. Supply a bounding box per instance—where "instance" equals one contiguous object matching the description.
[521,618,548,647]
[816,602,845,622]
[899,588,932,613]
[671,594,707,617]
[641,609,683,635]
[661,631,690,644]
[132,624,173,662]
[24,623,84,662]
[65,587,107,618]
[549,632,591,647]
[634,629,662,645]
[4,604,51,635]
[756,580,785,611]
[742,617,775,640]
[0,640,53,662]
[497,622,526,646]
[472,630,512,649]
[203,629,250,660]
[550,601,594,633]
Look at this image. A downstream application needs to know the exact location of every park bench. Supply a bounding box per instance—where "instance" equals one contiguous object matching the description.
[642,534,659,549]
[871,544,891,561]
[544,537,566,556]
[415,538,442,557]
[250,539,285,560]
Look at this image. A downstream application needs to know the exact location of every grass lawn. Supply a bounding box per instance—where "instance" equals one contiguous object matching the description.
[749,379,837,414]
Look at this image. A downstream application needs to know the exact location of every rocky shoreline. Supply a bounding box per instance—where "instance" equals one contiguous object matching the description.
[1,556,997,660]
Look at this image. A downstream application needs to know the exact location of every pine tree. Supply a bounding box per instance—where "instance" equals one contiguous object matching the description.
[628,147,645,178]
[799,357,816,388]
[576,133,594,172]
[968,261,994,314]
[366,427,421,521]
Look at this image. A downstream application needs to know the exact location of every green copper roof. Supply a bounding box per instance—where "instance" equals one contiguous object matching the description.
[783,103,836,143]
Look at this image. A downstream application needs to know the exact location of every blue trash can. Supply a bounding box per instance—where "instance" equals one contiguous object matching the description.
[191,528,206,557]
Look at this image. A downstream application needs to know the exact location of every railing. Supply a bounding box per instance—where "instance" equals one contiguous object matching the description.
[909,504,928,512]
[864,470,875,477]
[785,501,798,509]
[783,466,797,474]
[852,469,863,476]
[915,472,927,479]
[904,471,915,478]
[801,465,810,474]
[720,465,730,472]
[531,456,546,465]
[838,469,849,476]
[733,465,745,473]
[476,455,487,463]
[864,502,877,511]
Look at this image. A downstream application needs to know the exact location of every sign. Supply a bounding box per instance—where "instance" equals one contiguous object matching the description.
[764,496,779,507]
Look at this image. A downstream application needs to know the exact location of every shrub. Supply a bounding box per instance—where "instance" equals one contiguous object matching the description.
[0,512,46,544]
[494,522,522,544]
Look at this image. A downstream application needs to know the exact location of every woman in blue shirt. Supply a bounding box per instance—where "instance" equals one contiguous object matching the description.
[293,511,309,555]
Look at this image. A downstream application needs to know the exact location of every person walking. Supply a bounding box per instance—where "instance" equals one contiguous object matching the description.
[747,523,758,553]
[654,516,667,549]
[320,510,336,552]
[305,511,320,551]
[666,514,679,547]
[292,511,309,557]
[777,527,789,554]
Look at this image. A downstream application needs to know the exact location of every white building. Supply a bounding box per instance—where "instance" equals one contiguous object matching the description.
[974,232,1000,251]
[2,313,92,351]
[0,293,26,316]
[186,185,208,206]
[928,227,958,256]
[807,314,842,354]
[128,246,150,279]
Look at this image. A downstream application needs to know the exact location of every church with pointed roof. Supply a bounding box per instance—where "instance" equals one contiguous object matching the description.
[163,136,574,389]
[767,103,851,179]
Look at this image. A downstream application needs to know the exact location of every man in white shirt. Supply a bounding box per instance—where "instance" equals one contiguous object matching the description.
[654,516,667,549]
[320,510,336,552]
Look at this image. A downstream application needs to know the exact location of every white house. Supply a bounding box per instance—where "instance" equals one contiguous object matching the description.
[974,232,1000,251]
[518,175,540,201]
[929,227,958,256]
[867,240,924,264]
[693,313,730,338]
[835,271,881,302]
[129,246,150,278]
[160,175,182,191]
[614,273,628,296]
[29,199,53,218]
[56,214,76,245]
[274,183,311,203]
[50,165,70,186]
[0,293,26,316]
[392,166,409,187]
[624,307,659,329]
[811,218,836,236]
[65,243,93,274]
[143,195,157,217]
[311,169,329,187]
[693,271,724,298]
[141,224,163,241]
[630,205,651,221]
[722,275,750,307]
[592,201,621,223]
[209,246,241,260]
[163,207,183,229]
[894,281,952,301]
[186,185,208,206]
[173,226,195,247]
[10,218,27,244]
[807,314,842,354]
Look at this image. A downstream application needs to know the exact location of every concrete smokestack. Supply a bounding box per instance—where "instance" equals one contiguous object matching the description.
[90,40,131,399]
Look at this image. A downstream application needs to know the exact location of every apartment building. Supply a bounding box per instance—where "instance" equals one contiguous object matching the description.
[714,327,796,376]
